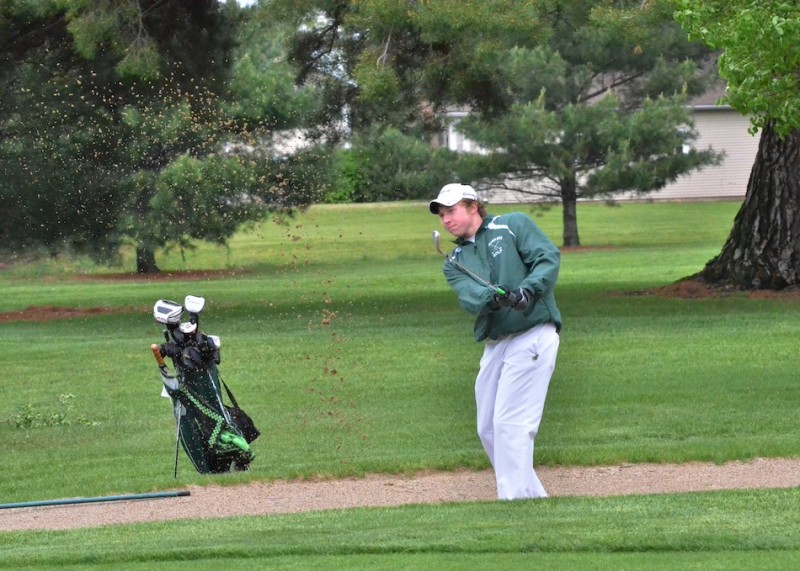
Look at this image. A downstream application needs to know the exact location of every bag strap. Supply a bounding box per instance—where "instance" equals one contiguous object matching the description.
[219,376,240,409]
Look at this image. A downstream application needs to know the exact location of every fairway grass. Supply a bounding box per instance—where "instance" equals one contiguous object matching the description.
[3,200,800,568]
[3,488,800,569]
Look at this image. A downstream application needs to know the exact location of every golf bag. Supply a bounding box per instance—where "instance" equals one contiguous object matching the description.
[150,295,259,475]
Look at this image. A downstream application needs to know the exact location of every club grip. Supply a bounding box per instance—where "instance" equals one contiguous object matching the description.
[150,343,166,366]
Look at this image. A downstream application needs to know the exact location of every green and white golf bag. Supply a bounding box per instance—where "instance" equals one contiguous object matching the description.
[151,296,259,475]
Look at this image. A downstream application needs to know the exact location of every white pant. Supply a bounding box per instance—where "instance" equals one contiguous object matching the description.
[475,323,559,500]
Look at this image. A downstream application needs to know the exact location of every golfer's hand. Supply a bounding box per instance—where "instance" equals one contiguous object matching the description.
[511,288,535,311]
[493,286,517,308]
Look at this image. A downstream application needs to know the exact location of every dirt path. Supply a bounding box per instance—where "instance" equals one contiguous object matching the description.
[3,458,800,532]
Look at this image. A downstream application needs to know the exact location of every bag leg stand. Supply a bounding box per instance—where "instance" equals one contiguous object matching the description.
[173,421,181,479]
[172,401,185,479]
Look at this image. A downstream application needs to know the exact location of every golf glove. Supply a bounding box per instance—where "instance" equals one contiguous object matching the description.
[511,288,535,311]
[493,286,517,308]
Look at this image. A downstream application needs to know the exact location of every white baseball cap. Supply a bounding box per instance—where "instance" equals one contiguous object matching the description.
[428,183,478,214]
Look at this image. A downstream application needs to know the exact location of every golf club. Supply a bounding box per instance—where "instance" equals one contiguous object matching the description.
[431,230,507,296]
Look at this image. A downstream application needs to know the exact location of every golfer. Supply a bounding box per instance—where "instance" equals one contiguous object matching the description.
[429,183,562,500]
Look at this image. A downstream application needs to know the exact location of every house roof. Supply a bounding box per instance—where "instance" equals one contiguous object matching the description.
[690,82,728,108]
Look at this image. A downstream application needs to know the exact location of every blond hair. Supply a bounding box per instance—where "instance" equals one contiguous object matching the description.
[462,199,487,218]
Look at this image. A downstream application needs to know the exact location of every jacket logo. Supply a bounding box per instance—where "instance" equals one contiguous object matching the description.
[486,217,516,237]
[489,236,504,258]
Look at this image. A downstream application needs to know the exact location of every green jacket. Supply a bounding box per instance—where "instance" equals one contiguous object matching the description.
[443,212,562,341]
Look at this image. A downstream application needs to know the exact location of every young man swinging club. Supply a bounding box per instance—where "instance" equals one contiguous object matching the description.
[429,183,562,500]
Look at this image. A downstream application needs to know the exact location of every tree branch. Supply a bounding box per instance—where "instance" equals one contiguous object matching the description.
[579,71,647,103]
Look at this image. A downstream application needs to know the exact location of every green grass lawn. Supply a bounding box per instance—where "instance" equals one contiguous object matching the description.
[4,489,800,569]
[3,199,800,568]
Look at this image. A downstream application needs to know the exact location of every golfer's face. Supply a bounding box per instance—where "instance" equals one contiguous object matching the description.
[438,202,478,239]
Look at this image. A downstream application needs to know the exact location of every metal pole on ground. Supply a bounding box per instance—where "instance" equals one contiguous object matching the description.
[0,490,190,510]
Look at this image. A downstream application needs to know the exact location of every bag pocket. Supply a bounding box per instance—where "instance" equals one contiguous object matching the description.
[227,406,261,443]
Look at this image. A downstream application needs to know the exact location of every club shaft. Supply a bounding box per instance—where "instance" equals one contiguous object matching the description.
[447,256,493,288]
[432,230,504,295]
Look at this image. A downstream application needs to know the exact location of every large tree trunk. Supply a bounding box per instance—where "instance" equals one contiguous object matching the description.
[699,121,800,290]
[136,245,160,274]
[561,173,580,247]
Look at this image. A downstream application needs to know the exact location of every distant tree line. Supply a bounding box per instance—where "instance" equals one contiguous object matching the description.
[0,0,327,273]
[8,0,776,281]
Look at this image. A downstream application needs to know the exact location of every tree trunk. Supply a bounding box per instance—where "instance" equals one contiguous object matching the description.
[561,173,580,247]
[136,245,160,274]
[699,122,800,290]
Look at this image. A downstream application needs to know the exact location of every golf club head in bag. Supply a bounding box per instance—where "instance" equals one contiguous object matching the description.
[153,299,183,326]
[149,295,259,475]
[184,295,205,315]
[184,295,205,325]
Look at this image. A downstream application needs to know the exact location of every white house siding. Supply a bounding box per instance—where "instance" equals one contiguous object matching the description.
[444,111,489,155]
[445,107,760,204]
[615,108,760,202]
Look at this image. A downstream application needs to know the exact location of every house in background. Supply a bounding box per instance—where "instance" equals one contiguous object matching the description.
[442,88,761,204]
